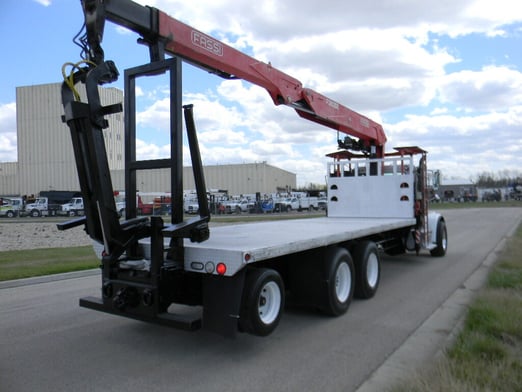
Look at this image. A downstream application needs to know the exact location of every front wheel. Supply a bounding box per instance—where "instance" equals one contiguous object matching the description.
[240,268,285,336]
[430,219,448,257]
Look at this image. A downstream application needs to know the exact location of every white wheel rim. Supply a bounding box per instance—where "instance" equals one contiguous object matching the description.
[442,230,448,250]
[258,281,281,325]
[366,253,379,288]
[335,262,351,303]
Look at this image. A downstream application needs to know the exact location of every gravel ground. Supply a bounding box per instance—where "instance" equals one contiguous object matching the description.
[0,219,228,252]
[0,212,316,252]
[0,221,92,251]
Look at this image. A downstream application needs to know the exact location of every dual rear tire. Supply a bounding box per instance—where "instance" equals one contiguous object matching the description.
[353,241,381,299]
[321,242,381,316]
[321,247,355,316]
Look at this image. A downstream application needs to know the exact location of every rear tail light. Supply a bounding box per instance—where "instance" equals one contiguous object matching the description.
[216,263,227,275]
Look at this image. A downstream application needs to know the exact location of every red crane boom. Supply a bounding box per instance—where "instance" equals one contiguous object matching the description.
[82,0,386,157]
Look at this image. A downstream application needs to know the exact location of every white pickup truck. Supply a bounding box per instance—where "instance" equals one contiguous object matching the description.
[274,197,298,212]
[224,199,254,214]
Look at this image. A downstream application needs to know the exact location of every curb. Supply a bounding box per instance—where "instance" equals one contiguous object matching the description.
[0,268,100,289]
[355,216,521,392]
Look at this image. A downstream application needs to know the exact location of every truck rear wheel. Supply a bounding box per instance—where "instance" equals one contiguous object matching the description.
[31,210,40,217]
[353,241,380,299]
[321,247,354,316]
[240,268,285,336]
[430,219,447,257]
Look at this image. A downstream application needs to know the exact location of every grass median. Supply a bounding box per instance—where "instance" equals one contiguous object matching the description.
[391,221,522,391]
[0,246,99,281]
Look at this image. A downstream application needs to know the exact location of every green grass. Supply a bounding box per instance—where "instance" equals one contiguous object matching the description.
[390,223,522,392]
[0,246,99,281]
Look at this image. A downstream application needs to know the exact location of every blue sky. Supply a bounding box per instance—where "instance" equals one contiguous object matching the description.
[1,0,521,187]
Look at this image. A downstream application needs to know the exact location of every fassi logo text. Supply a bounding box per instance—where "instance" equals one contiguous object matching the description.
[191,31,223,56]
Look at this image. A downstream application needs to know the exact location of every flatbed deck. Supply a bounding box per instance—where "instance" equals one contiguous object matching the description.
[182,216,416,276]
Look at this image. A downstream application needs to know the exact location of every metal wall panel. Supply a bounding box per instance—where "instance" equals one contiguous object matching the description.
[0,162,19,196]
[14,83,124,196]
[109,162,296,196]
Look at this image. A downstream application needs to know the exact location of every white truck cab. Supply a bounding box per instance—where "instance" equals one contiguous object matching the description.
[58,197,84,216]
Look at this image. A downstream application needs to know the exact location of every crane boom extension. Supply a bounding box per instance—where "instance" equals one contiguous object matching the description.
[82,0,386,157]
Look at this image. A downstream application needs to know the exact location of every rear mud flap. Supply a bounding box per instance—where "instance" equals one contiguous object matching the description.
[202,270,246,338]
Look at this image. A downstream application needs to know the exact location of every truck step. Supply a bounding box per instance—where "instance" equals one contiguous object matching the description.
[80,296,202,331]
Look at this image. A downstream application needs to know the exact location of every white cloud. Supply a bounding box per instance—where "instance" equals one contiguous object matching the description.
[0,102,17,162]
[438,66,522,111]
[135,139,170,161]
[115,26,133,36]
[136,97,172,131]
[148,0,521,41]
[386,106,522,179]
[34,0,51,6]
[463,0,521,27]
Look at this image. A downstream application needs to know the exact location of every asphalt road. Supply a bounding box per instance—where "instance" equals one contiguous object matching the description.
[1,207,521,392]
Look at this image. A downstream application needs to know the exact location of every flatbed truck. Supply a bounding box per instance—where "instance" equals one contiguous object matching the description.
[58,0,447,337]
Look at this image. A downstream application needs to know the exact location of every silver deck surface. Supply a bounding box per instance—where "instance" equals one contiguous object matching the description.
[186,217,416,263]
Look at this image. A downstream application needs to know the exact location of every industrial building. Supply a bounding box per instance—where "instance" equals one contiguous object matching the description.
[0,83,296,198]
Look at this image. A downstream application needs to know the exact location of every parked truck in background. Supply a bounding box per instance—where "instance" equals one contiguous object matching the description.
[224,198,254,214]
[58,0,447,338]
[20,191,81,217]
[297,196,319,211]
[21,197,60,217]
[0,197,23,218]
[58,197,84,217]
[114,192,170,217]
[113,192,126,217]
